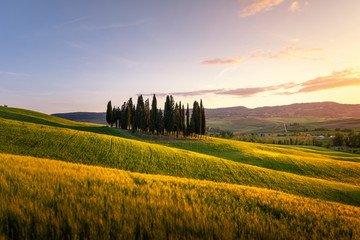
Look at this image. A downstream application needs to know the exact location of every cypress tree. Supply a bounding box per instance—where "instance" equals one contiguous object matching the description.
[164,96,170,133]
[200,99,206,135]
[128,98,134,130]
[116,107,121,128]
[182,104,185,137]
[174,103,180,136]
[179,102,182,133]
[190,113,195,135]
[144,98,150,132]
[131,105,136,133]
[150,94,158,133]
[106,101,113,126]
[192,101,200,134]
[112,106,116,128]
[156,109,164,135]
[164,95,174,134]
[120,102,127,129]
[136,95,144,131]
[126,104,131,130]
[186,103,190,136]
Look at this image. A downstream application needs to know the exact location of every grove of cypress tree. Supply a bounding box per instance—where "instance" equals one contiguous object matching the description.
[106,97,205,137]
[106,101,113,126]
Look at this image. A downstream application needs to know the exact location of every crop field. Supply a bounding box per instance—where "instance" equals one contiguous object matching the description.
[207,115,360,134]
[1,106,360,238]
[1,153,360,239]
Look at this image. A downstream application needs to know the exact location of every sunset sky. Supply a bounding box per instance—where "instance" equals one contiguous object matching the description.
[1,0,360,113]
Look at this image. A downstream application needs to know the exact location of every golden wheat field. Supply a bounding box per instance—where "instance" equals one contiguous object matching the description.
[1,106,360,239]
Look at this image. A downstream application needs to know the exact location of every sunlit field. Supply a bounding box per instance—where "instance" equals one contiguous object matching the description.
[1,107,360,238]
[1,153,360,239]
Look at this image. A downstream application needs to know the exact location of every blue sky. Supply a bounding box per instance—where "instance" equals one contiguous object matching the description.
[1,0,360,113]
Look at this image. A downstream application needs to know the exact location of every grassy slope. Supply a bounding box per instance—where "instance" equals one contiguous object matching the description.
[0,106,127,138]
[1,153,359,239]
[1,116,360,207]
[156,137,360,185]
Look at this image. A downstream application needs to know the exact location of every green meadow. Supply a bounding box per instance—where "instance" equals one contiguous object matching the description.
[1,106,360,239]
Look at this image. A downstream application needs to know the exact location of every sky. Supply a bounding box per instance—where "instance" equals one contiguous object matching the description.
[1,0,360,114]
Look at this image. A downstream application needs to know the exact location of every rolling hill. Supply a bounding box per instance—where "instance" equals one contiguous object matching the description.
[53,101,360,133]
[1,106,360,238]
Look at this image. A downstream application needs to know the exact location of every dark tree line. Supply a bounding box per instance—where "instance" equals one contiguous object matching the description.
[106,95,206,136]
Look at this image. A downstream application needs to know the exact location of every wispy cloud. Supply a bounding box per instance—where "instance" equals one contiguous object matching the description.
[82,19,148,31]
[289,1,300,11]
[0,71,25,76]
[142,89,222,97]
[58,16,89,27]
[282,69,360,94]
[202,44,324,65]
[268,45,324,59]
[146,69,360,97]
[240,0,311,17]
[240,0,285,17]
[201,56,246,65]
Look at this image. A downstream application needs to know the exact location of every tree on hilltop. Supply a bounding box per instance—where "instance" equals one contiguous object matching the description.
[112,106,116,127]
[145,98,150,132]
[186,104,190,136]
[200,99,206,135]
[150,94,158,133]
[192,101,200,134]
[135,95,144,131]
[106,101,113,126]
[156,108,164,135]
[164,95,174,134]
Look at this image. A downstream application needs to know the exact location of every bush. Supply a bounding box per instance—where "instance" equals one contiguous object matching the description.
[333,132,344,146]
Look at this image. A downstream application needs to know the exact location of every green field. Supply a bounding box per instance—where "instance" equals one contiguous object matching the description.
[207,115,360,134]
[1,106,360,239]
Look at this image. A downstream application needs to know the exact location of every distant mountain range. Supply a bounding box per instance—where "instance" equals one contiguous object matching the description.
[205,102,360,119]
[52,112,107,125]
[52,102,360,132]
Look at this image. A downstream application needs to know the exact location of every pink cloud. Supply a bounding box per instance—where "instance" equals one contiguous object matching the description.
[289,1,300,12]
[268,45,324,59]
[240,0,285,17]
[296,69,360,93]
[146,69,360,98]
[201,56,246,65]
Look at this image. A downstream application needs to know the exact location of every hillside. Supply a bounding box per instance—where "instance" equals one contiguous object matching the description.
[206,102,360,119]
[52,101,360,133]
[1,153,359,239]
[1,106,360,238]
